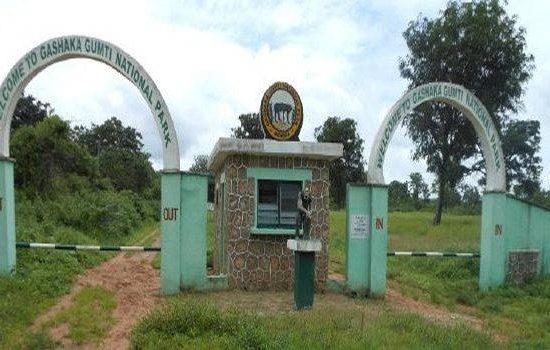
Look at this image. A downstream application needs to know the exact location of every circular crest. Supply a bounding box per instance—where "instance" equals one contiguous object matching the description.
[260,82,303,141]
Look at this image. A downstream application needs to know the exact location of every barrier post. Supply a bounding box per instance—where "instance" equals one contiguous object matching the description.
[369,185,388,297]
[180,173,208,289]
[345,184,371,295]
[479,192,507,290]
[0,158,15,276]
[161,171,183,295]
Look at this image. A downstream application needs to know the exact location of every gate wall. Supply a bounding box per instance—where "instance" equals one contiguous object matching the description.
[345,184,387,297]
[161,172,214,293]
[345,188,550,296]
[480,193,550,289]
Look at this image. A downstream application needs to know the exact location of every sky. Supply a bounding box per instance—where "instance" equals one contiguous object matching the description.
[0,0,548,189]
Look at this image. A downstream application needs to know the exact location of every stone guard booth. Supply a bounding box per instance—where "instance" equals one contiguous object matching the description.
[208,138,343,290]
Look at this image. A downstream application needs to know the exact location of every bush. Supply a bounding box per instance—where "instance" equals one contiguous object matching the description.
[48,191,142,242]
[16,189,159,244]
[10,116,98,197]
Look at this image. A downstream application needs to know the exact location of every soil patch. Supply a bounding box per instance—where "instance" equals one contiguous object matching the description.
[386,288,483,329]
[386,288,507,342]
[32,237,500,348]
[33,240,160,349]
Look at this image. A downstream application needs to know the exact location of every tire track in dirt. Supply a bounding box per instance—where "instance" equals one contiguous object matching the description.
[32,238,501,348]
[386,288,507,343]
[386,288,483,329]
[329,272,502,341]
[33,234,161,349]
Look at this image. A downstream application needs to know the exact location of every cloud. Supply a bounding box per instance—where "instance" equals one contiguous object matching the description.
[0,0,548,189]
[507,0,550,188]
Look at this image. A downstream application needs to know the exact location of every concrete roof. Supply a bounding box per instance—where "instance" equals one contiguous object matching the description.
[207,137,343,172]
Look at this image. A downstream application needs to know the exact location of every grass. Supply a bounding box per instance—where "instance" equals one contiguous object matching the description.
[0,220,159,349]
[0,228,105,349]
[329,210,481,275]
[131,299,495,349]
[329,210,483,307]
[329,209,550,348]
[476,280,550,347]
[125,221,161,246]
[43,286,117,345]
[131,210,497,349]
[6,203,549,348]
[138,209,550,348]
[385,211,481,309]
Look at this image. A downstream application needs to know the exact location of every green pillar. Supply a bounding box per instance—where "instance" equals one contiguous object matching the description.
[294,251,315,310]
[369,185,388,298]
[345,184,371,294]
[180,173,207,289]
[0,158,15,276]
[479,192,507,290]
[288,239,321,310]
[161,171,182,295]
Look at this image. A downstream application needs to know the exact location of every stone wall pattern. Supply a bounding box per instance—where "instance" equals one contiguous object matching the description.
[507,250,539,285]
[213,155,330,290]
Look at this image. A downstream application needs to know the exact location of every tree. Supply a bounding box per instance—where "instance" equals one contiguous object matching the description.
[532,189,550,209]
[99,149,155,193]
[231,113,264,139]
[314,117,365,207]
[459,184,481,211]
[503,120,542,199]
[73,117,144,156]
[11,94,53,132]
[430,179,462,209]
[189,154,209,174]
[11,115,97,196]
[73,117,156,194]
[408,172,429,209]
[399,0,534,224]
[388,180,410,207]
[472,119,542,200]
[188,154,215,202]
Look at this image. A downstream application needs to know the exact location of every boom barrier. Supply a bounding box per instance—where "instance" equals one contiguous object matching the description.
[388,251,480,258]
[16,242,161,252]
[17,242,478,258]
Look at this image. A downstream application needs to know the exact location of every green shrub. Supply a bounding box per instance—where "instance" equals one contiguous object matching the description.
[48,191,143,242]
[131,300,272,349]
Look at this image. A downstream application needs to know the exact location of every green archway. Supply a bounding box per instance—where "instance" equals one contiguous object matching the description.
[367,82,505,192]
[0,35,182,294]
[346,82,508,297]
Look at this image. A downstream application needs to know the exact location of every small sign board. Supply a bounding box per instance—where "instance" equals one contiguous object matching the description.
[351,214,369,239]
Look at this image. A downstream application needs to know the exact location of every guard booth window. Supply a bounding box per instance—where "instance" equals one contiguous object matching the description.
[257,180,301,229]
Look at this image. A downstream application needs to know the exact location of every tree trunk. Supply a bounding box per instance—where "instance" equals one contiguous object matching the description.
[433,178,445,225]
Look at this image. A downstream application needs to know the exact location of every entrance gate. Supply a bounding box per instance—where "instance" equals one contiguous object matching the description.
[0,35,208,295]
[346,82,550,297]
[2,43,548,297]
[346,82,509,297]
